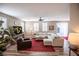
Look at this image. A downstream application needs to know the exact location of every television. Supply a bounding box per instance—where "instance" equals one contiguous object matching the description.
[13,26,22,35]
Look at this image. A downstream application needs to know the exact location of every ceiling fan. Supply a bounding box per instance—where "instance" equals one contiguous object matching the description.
[39,17,44,21]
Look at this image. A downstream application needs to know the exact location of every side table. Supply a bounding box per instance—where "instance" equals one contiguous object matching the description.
[69,47,79,56]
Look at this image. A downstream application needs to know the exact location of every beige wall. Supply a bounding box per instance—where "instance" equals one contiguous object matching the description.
[69,4,79,33]
[0,12,22,28]
[25,21,34,35]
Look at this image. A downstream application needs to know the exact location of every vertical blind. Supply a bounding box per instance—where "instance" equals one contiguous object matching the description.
[42,22,48,32]
[34,23,39,32]
[24,22,48,33]
[34,22,48,32]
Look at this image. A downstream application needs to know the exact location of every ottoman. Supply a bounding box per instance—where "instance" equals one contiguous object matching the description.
[43,39,53,46]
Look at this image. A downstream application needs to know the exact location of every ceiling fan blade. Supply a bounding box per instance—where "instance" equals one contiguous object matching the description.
[39,17,44,21]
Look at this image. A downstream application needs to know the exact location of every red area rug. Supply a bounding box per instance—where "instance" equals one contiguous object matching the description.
[25,39,55,52]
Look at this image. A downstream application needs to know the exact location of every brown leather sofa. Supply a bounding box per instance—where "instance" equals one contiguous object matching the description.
[17,38,32,51]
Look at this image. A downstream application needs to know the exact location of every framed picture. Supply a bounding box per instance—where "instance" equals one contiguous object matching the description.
[49,25,54,30]
[13,26,22,35]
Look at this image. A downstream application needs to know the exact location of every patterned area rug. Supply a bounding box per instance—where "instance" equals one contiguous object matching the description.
[25,39,55,52]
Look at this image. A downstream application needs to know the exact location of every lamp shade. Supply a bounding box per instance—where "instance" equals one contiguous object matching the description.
[68,33,79,48]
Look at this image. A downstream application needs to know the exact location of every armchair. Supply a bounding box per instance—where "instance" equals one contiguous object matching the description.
[17,38,32,51]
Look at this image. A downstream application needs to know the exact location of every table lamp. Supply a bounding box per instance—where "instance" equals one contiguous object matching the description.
[68,33,79,49]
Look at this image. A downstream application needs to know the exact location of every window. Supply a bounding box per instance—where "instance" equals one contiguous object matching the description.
[0,17,7,29]
[42,22,48,32]
[34,23,39,32]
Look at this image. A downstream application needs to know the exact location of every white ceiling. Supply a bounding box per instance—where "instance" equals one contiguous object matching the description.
[0,3,70,21]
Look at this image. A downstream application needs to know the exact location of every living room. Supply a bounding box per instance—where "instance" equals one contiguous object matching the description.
[0,3,79,56]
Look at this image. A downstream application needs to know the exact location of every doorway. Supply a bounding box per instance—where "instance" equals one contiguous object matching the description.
[56,22,68,37]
